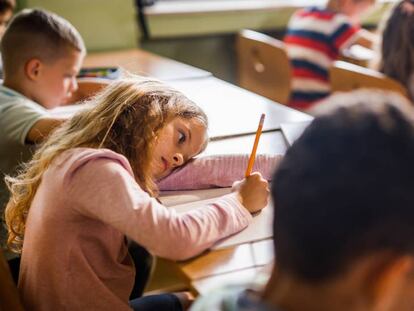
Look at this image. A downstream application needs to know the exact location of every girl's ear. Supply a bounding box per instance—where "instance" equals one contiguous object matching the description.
[25,58,43,81]
[367,255,413,311]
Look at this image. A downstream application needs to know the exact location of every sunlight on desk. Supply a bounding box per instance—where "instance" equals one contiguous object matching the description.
[169,77,312,139]
[252,240,274,267]
[341,44,376,67]
[83,49,211,81]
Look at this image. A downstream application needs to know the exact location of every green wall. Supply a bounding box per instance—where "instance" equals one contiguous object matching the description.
[21,0,139,52]
[14,1,394,84]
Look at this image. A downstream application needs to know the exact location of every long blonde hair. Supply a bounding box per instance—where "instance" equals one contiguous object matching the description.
[5,76,208,253]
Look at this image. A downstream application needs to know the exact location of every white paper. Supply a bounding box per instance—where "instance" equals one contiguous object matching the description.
[168,195,273,250]
[212,202,273,250]
[160,187,232,207]
[280,121,311,146]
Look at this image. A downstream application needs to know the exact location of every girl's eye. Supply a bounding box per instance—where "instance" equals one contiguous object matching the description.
[178,131,186,144]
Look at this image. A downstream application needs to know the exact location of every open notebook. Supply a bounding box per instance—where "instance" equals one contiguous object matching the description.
[163,191,273,250]
[160,187,232,207]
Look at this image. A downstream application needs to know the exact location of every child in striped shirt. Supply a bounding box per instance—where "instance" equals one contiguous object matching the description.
[284,0,377,111]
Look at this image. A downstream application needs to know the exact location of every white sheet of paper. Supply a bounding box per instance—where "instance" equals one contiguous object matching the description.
[346,44,376,61]
[212,202,273,250]
[160,188,232,207]
[280,121,311,146]
[168,195,273,250]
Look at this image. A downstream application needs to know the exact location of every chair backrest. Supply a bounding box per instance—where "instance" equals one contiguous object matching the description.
[330,60,407,97]
[237,29,292,105]
[0,249,24,311]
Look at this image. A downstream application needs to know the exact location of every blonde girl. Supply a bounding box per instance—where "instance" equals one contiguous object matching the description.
[5,77,271,311]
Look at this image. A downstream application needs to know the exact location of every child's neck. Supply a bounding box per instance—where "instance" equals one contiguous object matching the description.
[3,77,36,102]
[327,0,341,12]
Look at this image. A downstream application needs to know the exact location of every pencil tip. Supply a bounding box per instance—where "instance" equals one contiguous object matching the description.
[260,113,265,125]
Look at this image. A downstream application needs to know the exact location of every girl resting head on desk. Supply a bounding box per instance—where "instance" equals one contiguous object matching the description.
[4,76,280,311]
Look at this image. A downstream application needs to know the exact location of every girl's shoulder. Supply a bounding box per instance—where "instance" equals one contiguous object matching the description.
[55,147,134,178]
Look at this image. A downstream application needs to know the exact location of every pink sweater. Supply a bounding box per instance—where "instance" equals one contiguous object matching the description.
[19,148,280,311]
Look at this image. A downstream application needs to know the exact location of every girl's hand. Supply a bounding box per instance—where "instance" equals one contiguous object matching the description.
[232,172,269,214]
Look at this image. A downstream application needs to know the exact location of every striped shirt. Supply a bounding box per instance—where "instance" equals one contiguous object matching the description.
[284,7,360,110]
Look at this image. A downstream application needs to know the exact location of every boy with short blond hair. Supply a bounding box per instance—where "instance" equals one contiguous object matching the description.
[0,8,85,262]
[284,0,377,111]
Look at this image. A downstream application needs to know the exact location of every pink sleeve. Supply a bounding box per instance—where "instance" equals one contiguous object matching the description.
[65,158,252,260]
[157,153,283,191]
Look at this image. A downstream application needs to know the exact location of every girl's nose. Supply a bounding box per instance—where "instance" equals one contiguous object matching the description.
[172,153,184,167]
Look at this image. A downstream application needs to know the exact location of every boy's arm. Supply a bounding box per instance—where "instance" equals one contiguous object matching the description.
[64,78,110,105]
[26,117,66,144]
[348,29,379,49]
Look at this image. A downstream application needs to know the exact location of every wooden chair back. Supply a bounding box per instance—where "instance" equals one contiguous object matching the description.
[237,29,292,105]
[0,249,24,311]
[330,61,407,97]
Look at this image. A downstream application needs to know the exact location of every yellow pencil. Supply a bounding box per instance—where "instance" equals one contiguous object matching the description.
[245,113,265,177]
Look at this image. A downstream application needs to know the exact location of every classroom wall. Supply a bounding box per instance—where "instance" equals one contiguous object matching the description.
[15,1,393,84]
[19,0,139,52]
[141,2,393,84]
[141,30,285,84]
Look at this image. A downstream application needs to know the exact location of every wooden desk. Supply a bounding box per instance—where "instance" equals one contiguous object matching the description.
[195,243,274,295]
[169,77,312,139]
[52,76,312,140]
[178,239,274,295]
[83,49,211,81]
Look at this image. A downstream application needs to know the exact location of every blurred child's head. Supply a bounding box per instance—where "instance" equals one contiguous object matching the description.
[0,0,14,38]
[379,0,414,100]
[1,9,85,108]
[272,90,414,311]
[329,0,376,23]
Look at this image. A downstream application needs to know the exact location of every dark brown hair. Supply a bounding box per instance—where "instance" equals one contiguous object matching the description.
[0,0,15,14]
[273,90,414,282]
[379,0,414,100]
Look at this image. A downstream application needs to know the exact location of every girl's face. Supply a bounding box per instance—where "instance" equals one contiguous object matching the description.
[151,117,207,180]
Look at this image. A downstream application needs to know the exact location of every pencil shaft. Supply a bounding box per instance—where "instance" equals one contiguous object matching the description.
[245,114,265,177]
